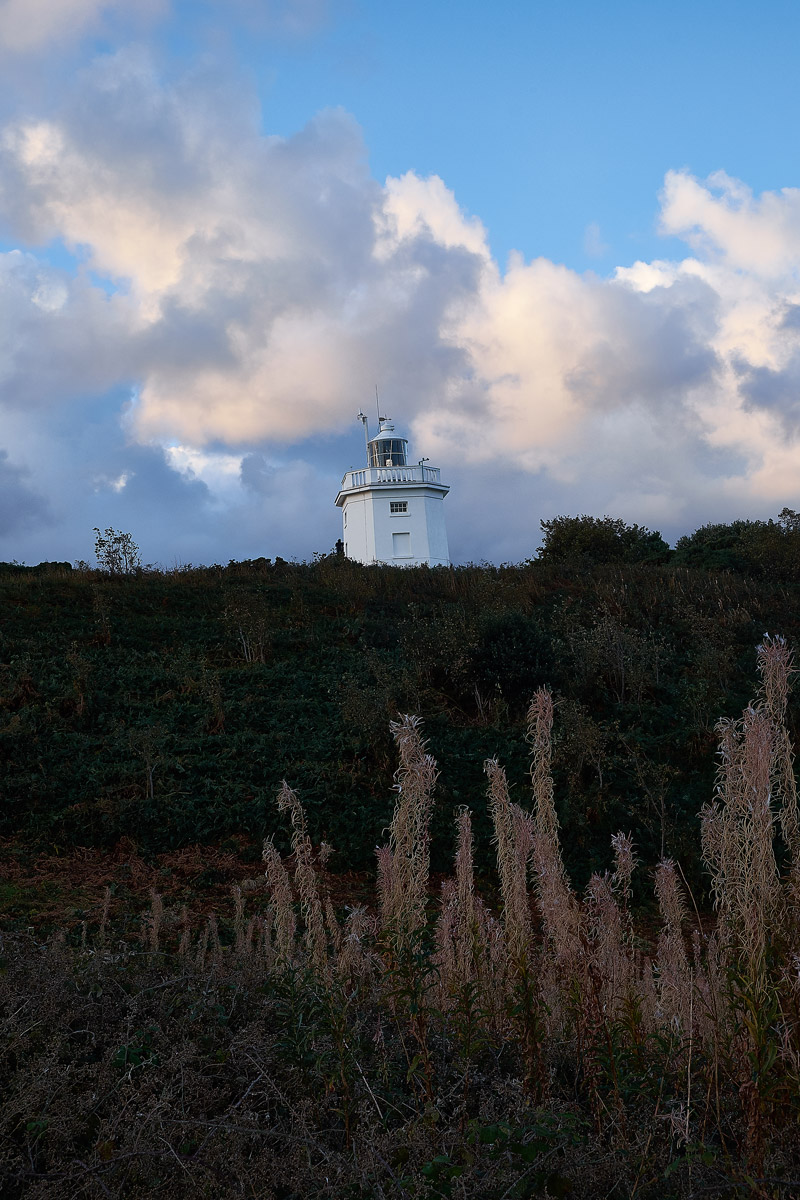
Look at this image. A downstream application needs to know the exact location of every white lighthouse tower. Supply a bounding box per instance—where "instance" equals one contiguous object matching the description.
[335,413,450,566]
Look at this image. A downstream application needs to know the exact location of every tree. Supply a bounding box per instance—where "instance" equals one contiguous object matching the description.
[778,507,800,533]
[673,515,800,576]
[673,520,759,571]
[537,515,671,565]
[93,527,141,575]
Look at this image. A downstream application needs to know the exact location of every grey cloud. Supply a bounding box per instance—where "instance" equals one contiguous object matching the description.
[0,1,165,57]
[112,444,212,512]
[240,453,275,494]
[0,420,223,566]
[137,297,240,374]
[730,299,800,435]
[0,449,52,535]
[226,0,334,37]
[0,1,332,61]
[232,452,341,557]
[736,353,800,435]
[781,303,800,331]
[445,416,753,563]
[567,275,719,412]
[0,252,134,409]
[65,54,221,196]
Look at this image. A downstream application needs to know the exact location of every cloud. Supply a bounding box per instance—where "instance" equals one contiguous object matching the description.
[0,0,336,63]
[225,0,334,38]
[1,52,485,451]
[660,169,800,279]
[0,449,51,536]
[0,0,166,54]
[0,249,135,409]
[429,253,721,476]
[735,351,800,436]
[4,49,800,563]
[583,221,609,259]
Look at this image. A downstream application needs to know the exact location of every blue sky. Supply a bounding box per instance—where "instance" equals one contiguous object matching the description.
[2,0,800,565]
[235,0,800,269]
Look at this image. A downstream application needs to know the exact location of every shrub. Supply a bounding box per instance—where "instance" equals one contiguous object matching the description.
[673,509,800,576]
[93,527,141,575]
[538,514,671,565]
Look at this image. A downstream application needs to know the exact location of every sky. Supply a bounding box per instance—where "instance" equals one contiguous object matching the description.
[2,1,800,566]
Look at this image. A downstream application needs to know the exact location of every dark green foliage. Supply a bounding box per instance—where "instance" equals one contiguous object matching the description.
[673,519,772,571]
[673,508,800,577]
[0,561,72,575]
[1,554,799,894]
[471,610,555,712]
[537,515,672,565]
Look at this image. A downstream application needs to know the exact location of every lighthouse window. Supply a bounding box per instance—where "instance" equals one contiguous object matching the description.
[390,501,408,513]
[368,438,407,468]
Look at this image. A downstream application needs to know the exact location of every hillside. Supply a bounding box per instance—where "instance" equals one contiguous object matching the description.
[2,555,799,896]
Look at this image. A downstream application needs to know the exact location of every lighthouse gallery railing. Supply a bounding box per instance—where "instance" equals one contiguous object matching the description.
[341,465,442,489]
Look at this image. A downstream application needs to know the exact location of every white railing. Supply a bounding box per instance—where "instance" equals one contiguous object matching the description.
[341,464,442,489]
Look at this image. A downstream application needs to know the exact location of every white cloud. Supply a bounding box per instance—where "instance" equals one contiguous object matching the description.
[165,445,245,503]
[660,169,800,280]
[378,171,490,259]
[93,469,132,492]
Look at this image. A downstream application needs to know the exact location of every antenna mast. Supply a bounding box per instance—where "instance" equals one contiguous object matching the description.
[356,410,369,465]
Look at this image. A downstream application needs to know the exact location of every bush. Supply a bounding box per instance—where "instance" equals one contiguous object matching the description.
[0,562,72,575]
[537,514,671,565]
[93,527,141,575]
[471,611,555,710]
[673,509,800,576]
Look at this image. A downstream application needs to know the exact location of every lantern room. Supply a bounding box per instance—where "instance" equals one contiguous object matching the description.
[367,418,408,468]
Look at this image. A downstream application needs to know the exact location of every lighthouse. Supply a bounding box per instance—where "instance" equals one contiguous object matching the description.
[335,413,450,566]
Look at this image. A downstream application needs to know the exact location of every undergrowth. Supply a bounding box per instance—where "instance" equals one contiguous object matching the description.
[2,638,800,1197]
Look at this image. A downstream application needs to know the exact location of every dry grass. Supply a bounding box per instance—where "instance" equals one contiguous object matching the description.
[2,639,800,1197]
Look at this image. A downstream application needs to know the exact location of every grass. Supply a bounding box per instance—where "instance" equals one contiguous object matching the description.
[0,880,74,924]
